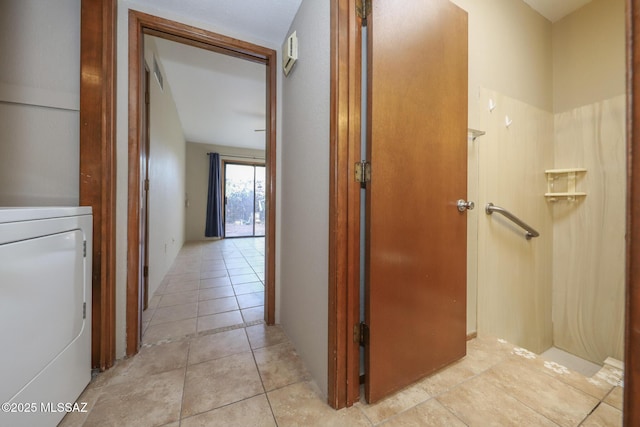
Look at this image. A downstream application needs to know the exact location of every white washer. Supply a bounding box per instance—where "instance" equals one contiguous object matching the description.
[0,207,92,427]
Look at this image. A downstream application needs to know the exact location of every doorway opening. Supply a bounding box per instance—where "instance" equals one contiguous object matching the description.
[126,10,277,356]
[224,162,266,238]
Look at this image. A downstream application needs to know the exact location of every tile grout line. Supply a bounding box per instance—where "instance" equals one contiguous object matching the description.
[243,321,280,426]
[178,244,202,425]
[360,346,556,426]
[433,397,470,427]
[577,400,602,426]
[506,356,593,425]
[533,355,617,401]
[177,338,193,425]
[139,239,270,423]
[471,354,596,426]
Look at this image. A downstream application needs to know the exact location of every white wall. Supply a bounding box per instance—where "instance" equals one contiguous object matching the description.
[116,0,284,358]
[185,142,265,242]
[280,0,331,397]
[0,0,80,206]
[143,36,187,298]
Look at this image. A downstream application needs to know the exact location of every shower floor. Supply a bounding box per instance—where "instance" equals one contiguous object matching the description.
[541,347,602,377]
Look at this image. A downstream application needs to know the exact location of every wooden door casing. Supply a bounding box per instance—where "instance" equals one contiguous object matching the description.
[126,10,278,356]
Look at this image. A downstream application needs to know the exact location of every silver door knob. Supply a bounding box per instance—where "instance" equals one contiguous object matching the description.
[457,199,475,212]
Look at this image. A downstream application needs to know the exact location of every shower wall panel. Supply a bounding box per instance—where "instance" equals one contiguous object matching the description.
[475,88,554,353]
[552,95,626,364]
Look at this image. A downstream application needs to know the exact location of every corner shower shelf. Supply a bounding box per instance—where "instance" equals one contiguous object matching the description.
[545,168,587,202]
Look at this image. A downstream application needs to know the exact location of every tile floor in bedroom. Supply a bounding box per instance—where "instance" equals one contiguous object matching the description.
[60,238,624,426]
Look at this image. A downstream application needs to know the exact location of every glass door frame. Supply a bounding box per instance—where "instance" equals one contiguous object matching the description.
[222,160,266,238]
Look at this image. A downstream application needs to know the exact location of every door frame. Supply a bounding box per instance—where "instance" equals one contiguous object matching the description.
[328,0,362,408]
[624,0,640,423]
[125,10,277,355]
[79,0,117,370]
[327,0,640,421]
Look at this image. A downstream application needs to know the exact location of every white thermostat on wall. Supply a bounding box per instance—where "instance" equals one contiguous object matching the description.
[283,31,298,76]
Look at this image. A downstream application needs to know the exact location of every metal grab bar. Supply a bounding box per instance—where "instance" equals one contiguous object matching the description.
[485,203,540,240]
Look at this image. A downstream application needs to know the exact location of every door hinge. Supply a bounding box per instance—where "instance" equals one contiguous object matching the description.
[356,0,372,26]
[145,90,150,105]
[144,179,150,191]
[83,302,86,319]
[83,240,87,258]
[354,160,371,185]
[143,265,149,278]
[354,322,369,347]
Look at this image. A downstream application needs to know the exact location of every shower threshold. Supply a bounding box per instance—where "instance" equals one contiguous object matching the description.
[540,347,601,377]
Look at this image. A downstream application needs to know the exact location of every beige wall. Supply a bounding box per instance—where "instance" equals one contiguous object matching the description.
[552,95,626,363]
[552,0,625,113]
[0,0,80,206]
[280,0,330,397]
[551,0,626,364]
[456,0,626,361]
[185,142,265,242]
[452,0,554,346]
[451,0,552,127]
[144,37,187,299]
[475,89,555,353]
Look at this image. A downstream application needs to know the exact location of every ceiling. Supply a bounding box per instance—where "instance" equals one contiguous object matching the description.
[522,0,593,22]
[152,36,267,150]
[146,0,592,151]
[142,0,302,151]
[142,0,303,47]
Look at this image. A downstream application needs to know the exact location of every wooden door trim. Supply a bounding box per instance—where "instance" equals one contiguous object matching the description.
[79,0,117,370]
[328,0,362,409]
[127,10,277,355]
[625,0,640,424]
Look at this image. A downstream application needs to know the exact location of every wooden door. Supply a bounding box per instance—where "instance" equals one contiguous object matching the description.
[365,0,469,403]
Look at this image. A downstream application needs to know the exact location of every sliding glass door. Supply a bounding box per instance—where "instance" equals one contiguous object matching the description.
[224,163,265,237]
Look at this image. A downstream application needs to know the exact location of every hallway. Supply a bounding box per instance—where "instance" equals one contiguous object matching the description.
[142,238,267,343]
[59,239,623,426]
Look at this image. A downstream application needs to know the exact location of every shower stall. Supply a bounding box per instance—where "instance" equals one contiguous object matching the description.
[462,0,626,370]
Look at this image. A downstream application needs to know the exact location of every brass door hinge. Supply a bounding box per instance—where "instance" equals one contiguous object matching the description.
[355,160,371,185]
[354,322,369,347]
[356,0,372,26]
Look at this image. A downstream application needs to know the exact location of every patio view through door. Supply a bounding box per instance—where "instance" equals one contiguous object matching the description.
[224,162,266,237]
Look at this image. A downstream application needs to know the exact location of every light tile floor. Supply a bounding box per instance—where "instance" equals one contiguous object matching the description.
[60,239,624,426]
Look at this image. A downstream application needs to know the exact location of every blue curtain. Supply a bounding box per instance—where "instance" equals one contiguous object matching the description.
[205,153,224,237]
